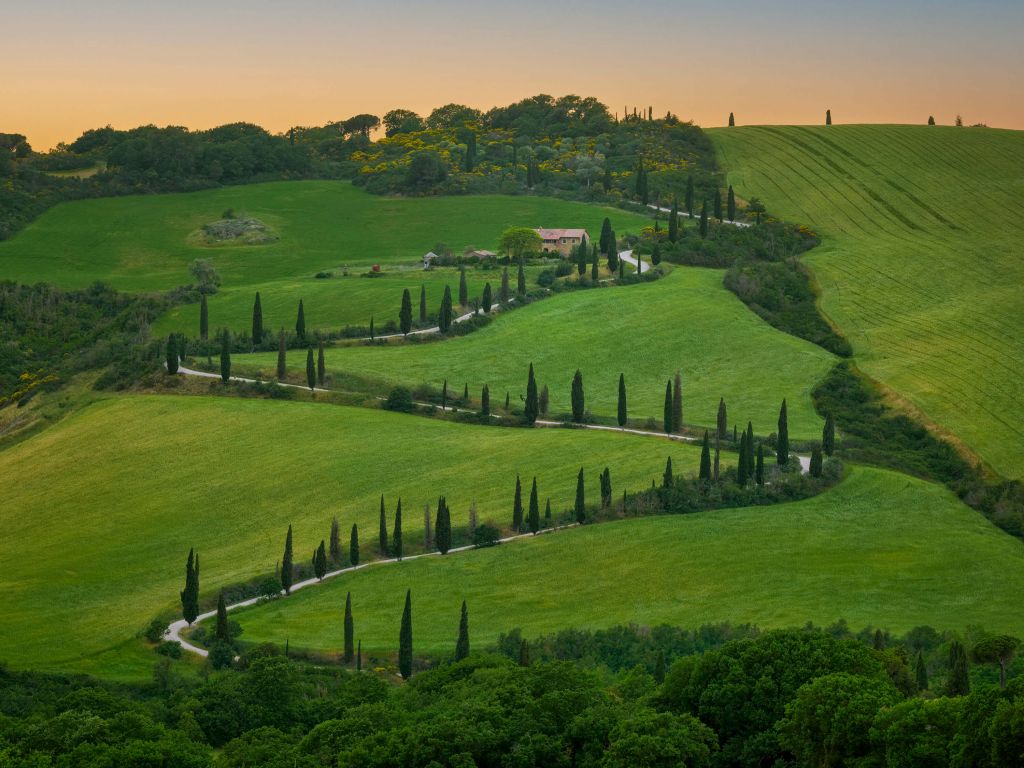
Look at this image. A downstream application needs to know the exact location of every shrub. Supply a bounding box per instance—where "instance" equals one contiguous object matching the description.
[156,641,182,658]
[383,387,415,412]
[209,640,235,669]
[473,523,502,547]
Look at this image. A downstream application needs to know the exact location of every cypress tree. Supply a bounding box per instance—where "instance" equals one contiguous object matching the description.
[482,282,492,313]
[399,288,413,335]
[369,316,374,340]
[826,109,832,126]
[317,342,326,386]
[329,517,340,563]
[455,600,470,661]
[252,291,263,345]
[528,477,540,533]
[755,444,765,486]
[378,495,389,556]
[571,369,585,422]
[419,284,427,323]
[180,548,199,625]
[305,347,315,391]
[200,295,209,342]
[717,398,728,440]
[296,299,306,338]
[777,399,790,465]
[399,589,413,679]
[738,430,749,485]
[281,525,294,594]
[463,382,469,402]
[481,384,490,416]
[344,592,354,663]
[166,334,179,374]
[672,371,683,432]
[349,523,359,567]
[810,446,823,478]
[603,165,612,192]
[539,384,549,416]
[519,639,530,667]
[745,421,755,478]
[517,259,527,296]
[714,188,723,222]
[590,246,598,281]
[215,592,229,642]
[441,379,448,411]
[435,496,451,554]
[822,413,836,456]
[728,112,735,127]
[438,285,454,332]
[500,267,510,302]
[314,539,327,580]
[576,241,587,276]
[685,175,695,216]
[947,641,970,696]
[699,431,712,482]
[664,455,675,489]
[356,640,362,671]
[505,391,511,411]
[599,217,613,253]
[277,330,286,379]
[220,333,231,383]
[459,267,468,306]
[663,379,673,434]
[699,200,709,239]
[392,499,403,560]
[915,651,928,691]
[928,115,936,126]
[513,475,523,531]
[575,468,586,523]
[727,185,736,221]
[424,505,433,550]
[602,467,612,506]
[617,373,627,427]
[713,439,720,483]
[524,363,539,424]
[544,498,552,525]
[668,197,679,242]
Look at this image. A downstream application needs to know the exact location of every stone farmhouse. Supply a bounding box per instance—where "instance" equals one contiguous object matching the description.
[535,228,589,257]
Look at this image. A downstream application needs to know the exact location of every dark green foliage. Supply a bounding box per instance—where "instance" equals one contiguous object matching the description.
[599,217,613,253]
[329,517,340,563]
[378,495,388,557]
[823,412,836,456]
[576,239,587,275]
[571,368,585,422]
[717,398,727,440]
[482,282,492,313]
[383,386,414,412]
[729,112,735,127]
[295,299,306,338]
[524,362,539,424]
[277,330,286,379]
[435,496,452,554]
[699,200,709,239]
[313,540,327,580]
[506,390,512,411]
[200,294,209,341]
[756,444,765,486]
[281,525,294,594]
[356,639,362,670]
[915,651,928,691]
[668,197,679,242]
[600,467,612,506]
[441,378,448,411]
[305,347,315,391]
[180,547,199,625]
[500,267,510,302]
[745,422,755,479]
[344,591,354,663]
[575,467,586,523]
[809,446,823,478]
[539,384,549,415]
[590,246,598,280]
[369,316,374,339]
[747,197,766,225]
[714,188,723,221]
[528,477,540,534]
[481,383,490,416]
[392,498,403,561]
[349,523,359,567]
[699,432,711,482]
[317,342,325,386]
[777,399,790,465]
[418,284,427,324]
[462,382,469,401]
[399,288,412,335]
[165,334,178,374]
[517,259,527,296]
[727,185,736,221]
[251,291,263,345]
[459,267,468,306]
[685,174,695,215]
[672,371,683,432]
[826,108,832,125]
[738,430,749,485]
[399,589,413,679]
[947,640,970,696]
[455,600,470,661]
[220,332,232,383]
[664,456,675,489]
[663,379,673,434]
[545,498,552,524]
[617,373,627,427]
[513,475,523,531]
[971,635,1020,689]
[438,285,454,332]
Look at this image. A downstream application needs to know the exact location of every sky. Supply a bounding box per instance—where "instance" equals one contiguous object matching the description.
[4,0,1023,149]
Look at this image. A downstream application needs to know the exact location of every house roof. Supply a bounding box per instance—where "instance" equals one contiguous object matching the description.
[535,228,589,241]
[423,251,439,259]
[470,249,497,257]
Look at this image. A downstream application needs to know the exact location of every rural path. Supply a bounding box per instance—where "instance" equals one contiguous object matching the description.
[617,250,650,274]
[164,524,576,657]
[648,204,751,228]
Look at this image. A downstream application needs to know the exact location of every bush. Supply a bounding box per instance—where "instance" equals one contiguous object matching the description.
[144,616,166,643]
[383,387,415,412]
[473,523,502,548]
[209,640,235,669]
[156,641,182,658]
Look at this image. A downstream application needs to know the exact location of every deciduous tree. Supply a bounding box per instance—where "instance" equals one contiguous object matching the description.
[972,635,1020,689]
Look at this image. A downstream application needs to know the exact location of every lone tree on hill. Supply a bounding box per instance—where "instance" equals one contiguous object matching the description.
[756,444,765,485]
[438,285,454,332]
[672,371,683,432]
[317,342,326,386]
[435,496,451,554]
[344,592,354,663]
[528,477,540,534]
[399,288,413,335]
[699,200,709,239]
[714,189,723,222]
[663,380,673,435]
[215,592,229,642]
[180,548,199,625]
[617,373,627,427]
[928,115,936,126]
[281,525,294,594]
[399,590,413,679]
[809,446,823,478]
[296,299,306,338]
[699,432,712,482]
[349,523,360,567]
[727,185,736,221]
[663,455,675,489]
[685,175,695,216]
[668,197,680,242]
[378,495,389,556]
[524,363,539,424]
[717,398,728,440]
[482,282,492,314]
[199,295,209,342]
[481,384,490,416]
[518,259,527,295]
[419,284,427,323]
[513,475,524,531]
[313,539,327,580]
[252,291,263,345]
[571,369,585,422]
[220,333,232,383]
[277,330,286,379]
[826,109,832,126]
[392,499,403,560]
[500,267,510,302]
[459,267,468,306]
[822,413,836,456]
[166,335,178,375]
[305,347,315,391]
[455,601,470,661]
[729,112,735,127]
[575,468,586,523]
[329,517,341,563]
[777,399,790,465]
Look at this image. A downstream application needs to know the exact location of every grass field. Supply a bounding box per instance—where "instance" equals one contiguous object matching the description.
[230,465,1024,656]
[0,394,706,675]
[236,268,836,439]
[710,125,1024,478]
[0,181,650,291]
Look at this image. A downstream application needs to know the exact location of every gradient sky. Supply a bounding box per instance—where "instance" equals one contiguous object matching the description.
[5,0,1023,149]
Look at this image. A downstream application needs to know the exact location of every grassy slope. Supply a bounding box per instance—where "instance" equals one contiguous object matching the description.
[710,125,1024,478]
[0,181,649,291]
[233,465,1024,655]
[237,268,836,439]
[0,394,705,674]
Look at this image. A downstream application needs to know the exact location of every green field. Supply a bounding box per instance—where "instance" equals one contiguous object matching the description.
[237,268,836,438]
[0,181,649,291]
[710,125,1024,478]
[0,394,706,675]
[231,465,1024,655]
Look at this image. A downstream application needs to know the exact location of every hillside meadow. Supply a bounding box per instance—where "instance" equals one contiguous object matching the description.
[235,267,836,439]
[231,465,1024,656]
[710,125,1024,478]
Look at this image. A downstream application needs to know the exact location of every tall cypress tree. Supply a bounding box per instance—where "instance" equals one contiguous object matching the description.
[459,267,468,306]
[685,175,695,216]
[399,288,413,335]
[826,109,832,126]
[617,373,627,427]
[727,185,736,221]
[252,291,263,345]
[809,446,823,478]
[356,640,362,671]
[745,421,755,478]
[738,431,749,485]
[524,363,539,424]
[713,440,720,483]
[500,267,510,302]
[663,380,673,434]
[663,456,675,489]
[481,384,490,416]
[399,589,413,679]
[392,499,403,560]
[822,413,836,456]
[668,197,679,242]
[699,200,709,239]
[599,217,613,253]
[435,496,451,554]
[329,517,341,563]
[199,295,209,342]
[517,259,527,295]
[699,431,711,482]
[539,384,549,416]
[576,241,587,276]
[717,398,728,440]
[455,600,470,661]
[296,299,306,338]
[424,505,433,550]
[915,651,928,691]
[277,330,286,379]
[714,189,723,222]
[215,592,229,642]
[513,475,523,531]
[728,112,735,127]
[571,369,585,422]
[349,524,359,567]
[482,282,492,314]
[314,540,327,580]
[220,333,231,383]
[947,641,970,696]
[378,495,389,557]
[166,335,179,375]
[528,477,540,534]
[317,342,326,386]
[590,246,598,281]
[305,347,315,391]
[777,399,790,465]
[755,444,765,486]
[575,468,586,524]
[419,284,427,323]
[544,498,552,525]
[672,371,683,432]
[281,525,294,594]
[180,548,199,625]
[344,591,354,663]
[439,285,454,332]
[441,379,448,411]
[369,316,374,340]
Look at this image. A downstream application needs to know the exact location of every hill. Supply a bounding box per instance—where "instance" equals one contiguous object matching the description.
[709,125,1024,478]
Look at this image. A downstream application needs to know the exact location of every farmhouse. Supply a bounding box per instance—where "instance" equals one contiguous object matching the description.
[535,228,589,257]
